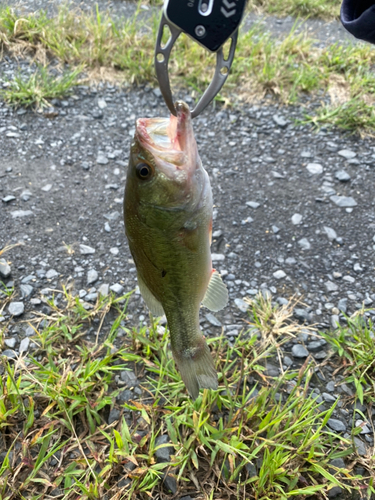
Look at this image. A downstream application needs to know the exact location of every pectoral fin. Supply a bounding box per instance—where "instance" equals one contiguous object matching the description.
[202,270,228,312]
[137,274,164,317]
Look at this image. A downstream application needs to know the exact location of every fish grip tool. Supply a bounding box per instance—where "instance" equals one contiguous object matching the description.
[155,0,247,118]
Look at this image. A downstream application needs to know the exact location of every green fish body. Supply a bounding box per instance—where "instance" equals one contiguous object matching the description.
[124,102,228,399]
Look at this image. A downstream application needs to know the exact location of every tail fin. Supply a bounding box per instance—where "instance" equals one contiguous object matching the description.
[173,340,218,400]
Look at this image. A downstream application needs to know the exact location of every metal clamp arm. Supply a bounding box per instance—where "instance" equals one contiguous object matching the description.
[155,14,238,118]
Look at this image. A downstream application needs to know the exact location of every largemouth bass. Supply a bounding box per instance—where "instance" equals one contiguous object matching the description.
[124,101,228,399]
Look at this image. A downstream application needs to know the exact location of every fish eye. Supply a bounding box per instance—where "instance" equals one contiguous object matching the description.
[136,162,153,180]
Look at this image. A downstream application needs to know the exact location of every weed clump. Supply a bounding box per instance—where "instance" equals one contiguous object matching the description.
[0,288,367,498]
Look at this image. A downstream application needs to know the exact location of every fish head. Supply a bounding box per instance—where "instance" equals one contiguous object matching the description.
[126,101,206,213]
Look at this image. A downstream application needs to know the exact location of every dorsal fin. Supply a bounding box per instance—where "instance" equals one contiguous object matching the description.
[137,274,164,317]
[202,270,228,312]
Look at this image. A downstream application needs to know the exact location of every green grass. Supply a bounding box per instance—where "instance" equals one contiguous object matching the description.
[303,97,375,136]
[0,285,372,499]
[321,310,375,406]
[247,0,340,20]
[1,5,375,133]
[0,64,81,109]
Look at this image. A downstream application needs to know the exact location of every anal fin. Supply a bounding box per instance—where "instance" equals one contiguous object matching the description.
[137,274,164,317]
[202,270,228,312]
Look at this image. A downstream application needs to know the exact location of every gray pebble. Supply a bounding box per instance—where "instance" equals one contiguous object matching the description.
[327,486,343,498]
[118,478,131,488]
[163,473,177,494]
[117,389,133,403]
[205,313,222,327]
[20,189,32,201]
[338,149,356,159]
[4,338,17,348]
[353,437,367,456]
[211,253,225,261]
[327,418,346,432]
[330,458,345,469]
[273,115,288,128]
[273,270,286,279]
[331,315,340,328]
[299,332,309,345]
[46,269,59,279]
[335,170,351,182]
[324,227,337,241]
[326,381,335,392]
[277,297,289,305]
[2,195,16,203]
[19,338,30,353]
[314,351,327,360]
[110,283,124,294]
[121,370,138,386]
[291,213,302,225]
[343,275,355,283]
[322,392,336,403]
[0,259,11,278]
[292,344,309,358]
[97,153,109,165]
[87,269,98,285]
[325,281,338,292]
[307,340,324,351]
[85,293,98,302]
[338,298,347,313]
[1,349,16,359]
[285,257,296,265]
[80,244,95,255]
[25,326,34,336]
[246,201,260,209]
[108,408,121,424]
[8,301,24,317]
[20,284,33,299]
[98,283,109,297]
[11,210,33,218]
[50,488,62,497]
[306,163,323,175]
[355,420,372,434]
[330,195,357,208]
[155,435,174,463]
[283,356,293,367]
[298,238,311,250]
[353,263,363,273]
[294,308,311,322]
[234,298,249,313]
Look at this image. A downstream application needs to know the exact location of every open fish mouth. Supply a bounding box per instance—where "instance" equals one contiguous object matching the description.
[136,118,175,150]
[135,101,195,165]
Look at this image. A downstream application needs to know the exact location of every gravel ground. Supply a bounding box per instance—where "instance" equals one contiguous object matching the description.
[1,1,375,483]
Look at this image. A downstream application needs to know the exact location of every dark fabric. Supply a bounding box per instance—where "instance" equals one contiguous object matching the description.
[341,0,375,44]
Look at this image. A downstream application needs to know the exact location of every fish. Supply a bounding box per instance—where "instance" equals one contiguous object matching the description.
[123,101,228,400]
